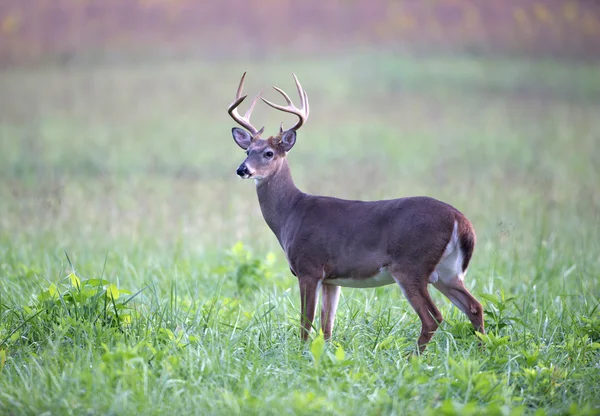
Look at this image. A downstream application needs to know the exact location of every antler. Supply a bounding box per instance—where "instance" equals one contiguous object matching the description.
[261,73,310,132]
[227,72,264,136]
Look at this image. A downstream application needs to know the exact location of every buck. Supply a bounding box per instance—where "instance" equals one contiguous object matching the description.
[228,72,484,352]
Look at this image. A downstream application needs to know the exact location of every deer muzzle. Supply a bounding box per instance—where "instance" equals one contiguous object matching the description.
[236,164,251,178]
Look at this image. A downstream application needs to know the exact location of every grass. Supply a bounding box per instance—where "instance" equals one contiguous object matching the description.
[0,52,599,415]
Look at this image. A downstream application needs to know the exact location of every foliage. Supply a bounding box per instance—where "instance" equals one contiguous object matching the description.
[215,241,279,294]
[1,243,598,414]
[0,268,135,352]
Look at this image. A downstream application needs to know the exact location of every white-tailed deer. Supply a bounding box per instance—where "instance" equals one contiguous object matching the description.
[228,72,484,352]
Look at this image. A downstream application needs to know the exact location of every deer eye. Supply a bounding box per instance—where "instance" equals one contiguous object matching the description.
[264,151,274,158]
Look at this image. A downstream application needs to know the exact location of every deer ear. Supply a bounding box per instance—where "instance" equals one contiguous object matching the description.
[232,127,252,150]
[280,130,296,152]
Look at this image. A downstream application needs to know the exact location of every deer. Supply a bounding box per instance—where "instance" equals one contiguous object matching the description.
[227,72,484,352]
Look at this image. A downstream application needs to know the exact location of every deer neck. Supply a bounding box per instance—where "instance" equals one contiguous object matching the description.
[255,159,302,240]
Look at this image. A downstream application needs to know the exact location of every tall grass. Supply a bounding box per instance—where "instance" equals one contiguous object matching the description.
[0,53,599,414]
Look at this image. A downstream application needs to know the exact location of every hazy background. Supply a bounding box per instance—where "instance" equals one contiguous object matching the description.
[1,0,599,283]
[1,0,600,64]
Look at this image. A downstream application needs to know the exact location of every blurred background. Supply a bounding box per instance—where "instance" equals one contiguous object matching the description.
[0,0,599,267]
[1,0,600,63]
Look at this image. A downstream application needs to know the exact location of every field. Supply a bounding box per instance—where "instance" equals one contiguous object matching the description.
[1,53,600,415]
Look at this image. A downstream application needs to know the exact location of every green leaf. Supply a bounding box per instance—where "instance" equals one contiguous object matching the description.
[68,273,81,290]
[0,349,5,372]
[334,344,345,362]
[83,279,110,287]
[480,293,500,305]
[438,398,458,416]
[81,287,102,298]
[36,290,51,302]
[48,283,59,300]
[9,331,20,343]
[376,335,395,350]
[475,331,488,342]
[310,331,325,368]
[107,284,120,300]
[231,241,245,257]
[164,328,175,340]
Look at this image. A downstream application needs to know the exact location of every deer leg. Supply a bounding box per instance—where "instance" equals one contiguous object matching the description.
[393,272,443,353]
[321,284,341,340]
[434,276,484,334]
[298,277,320,341]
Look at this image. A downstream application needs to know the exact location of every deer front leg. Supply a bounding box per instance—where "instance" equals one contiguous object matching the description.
[321,284,341,340]
[298,277,320,341]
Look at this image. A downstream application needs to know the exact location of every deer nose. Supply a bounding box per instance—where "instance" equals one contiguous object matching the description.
[236,164,249,177]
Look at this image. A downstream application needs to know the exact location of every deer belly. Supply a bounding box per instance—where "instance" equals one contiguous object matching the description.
[325,268,396,288]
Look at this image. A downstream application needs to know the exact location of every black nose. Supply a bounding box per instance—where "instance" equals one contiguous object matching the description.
[236,164,249,177]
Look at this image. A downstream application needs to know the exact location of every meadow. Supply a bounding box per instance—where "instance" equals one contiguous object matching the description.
[0,52,599,415]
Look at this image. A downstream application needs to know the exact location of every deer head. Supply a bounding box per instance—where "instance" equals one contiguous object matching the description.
[228,72,309,181]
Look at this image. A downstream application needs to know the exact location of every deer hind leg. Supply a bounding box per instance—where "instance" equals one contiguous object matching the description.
[433,276,484,335]
[392,271,444,353]
[298,277,321,341]
[321,284,341,340]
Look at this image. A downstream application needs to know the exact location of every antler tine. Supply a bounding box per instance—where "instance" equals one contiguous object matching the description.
[303,90,310,119]
[261,73,310,132]
[235,71,247,100]
[272,87,294,106]
[292,73,306,111]
[227,72,263,136]
[244,90,262,120]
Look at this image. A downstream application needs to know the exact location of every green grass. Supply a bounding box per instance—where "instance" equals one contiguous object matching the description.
[0,52,599,415]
